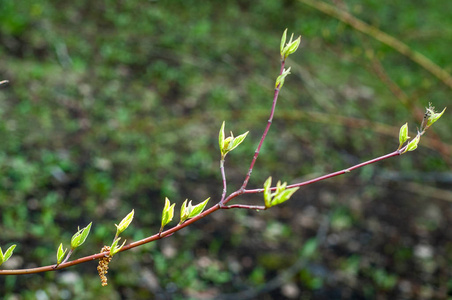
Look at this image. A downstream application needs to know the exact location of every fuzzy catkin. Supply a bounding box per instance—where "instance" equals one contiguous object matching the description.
[97,246,112,286]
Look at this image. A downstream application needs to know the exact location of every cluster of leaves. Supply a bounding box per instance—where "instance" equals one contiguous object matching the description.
[263,177,299,208]
[398,104,446,153]
[219,121,249,160]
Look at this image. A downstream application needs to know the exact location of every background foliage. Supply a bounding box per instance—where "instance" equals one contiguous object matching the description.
[0,0,451,299]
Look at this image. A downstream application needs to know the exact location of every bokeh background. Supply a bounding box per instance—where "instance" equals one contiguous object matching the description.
[0,0,451,299]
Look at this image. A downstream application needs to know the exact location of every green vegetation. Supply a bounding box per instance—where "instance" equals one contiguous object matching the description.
[0,0,450,298]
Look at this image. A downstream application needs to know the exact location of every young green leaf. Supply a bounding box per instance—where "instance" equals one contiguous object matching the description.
[0,244,16,266]
[161,197,176,232]
[188,197,210,218]
[219,121,225,154]
[285,35,301,57]
[263,176,272,208]
[263,177,299,208]
[403,134,420,153]
[275,67,291,89]
[115,209,134,237]
[280,28,287,55]
[426,107,446,128]
[280,29,301,60]
[398,123,409,150]
[57,243,67,265]
[275,180,287,194]
[219,122,249,157]
[271,187,299,206]
[228,131,249,152]
[71,222,92,249]
[179,198,210,224]
[179,199,190,224]
[110,237,127,257]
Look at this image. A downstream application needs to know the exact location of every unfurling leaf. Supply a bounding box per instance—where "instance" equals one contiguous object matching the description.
[404,134,420,153]
[110,237,127,257]
[271,187,299,206]
[263,177,299,208]
[275,67,291,89]
[161,197,176,232]
[398,123,409,150]
[0,244,16,267]
[263,176,272,208]
[219,121,225,154]
[286,35,301,57]
[426,107,446,128]
[229,131,249,152]
[71,222,92,249]
[179,198,210,224]
[219,122,249,158]
[280,29,287,55]
[57,243,67,264]
[115,209,134,237]
[179,199,190,224]
[280,29,301,60]
[275,180,287,194]
[188,197,210,218]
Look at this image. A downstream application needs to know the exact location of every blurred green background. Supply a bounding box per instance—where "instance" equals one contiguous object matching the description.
[0,0,451,299]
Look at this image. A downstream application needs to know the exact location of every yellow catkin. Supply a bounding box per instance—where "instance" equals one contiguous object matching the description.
[97,246,112,286]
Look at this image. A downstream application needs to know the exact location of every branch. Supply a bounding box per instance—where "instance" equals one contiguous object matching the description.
[0,147,404,275]
[241,60,286,191]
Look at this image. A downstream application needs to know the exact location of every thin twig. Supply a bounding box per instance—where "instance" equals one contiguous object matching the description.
[241,60,286,191]
[243,150,403,195]
[221,204,267,210]
[220,159,227,204]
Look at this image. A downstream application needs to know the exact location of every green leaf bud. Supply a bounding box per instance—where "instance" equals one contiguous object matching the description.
[179,199,190,224]
[229,131,249,152]
[271,187,299,206]
[426,107,446,128]
[110,237,127,257]
[219,121,249,158]
[57,243,67,265]
[280,29,288,56]
[188,197,210,218]
[403,134,420,153]
[115,209,134,237]
[263,177,299,208]
[71,222,92,250]
[280,29,301,60]
[275,67,291,89]
[285,35,301,57]
[263,176,272,208]
[161,197,175,232]
[219,121,225,154]
[398,123,409,150]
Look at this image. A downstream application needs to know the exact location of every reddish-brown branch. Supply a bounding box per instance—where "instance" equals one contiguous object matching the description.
[0,147,407,275]
[219,159,227,205]
[241,60,286,190]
